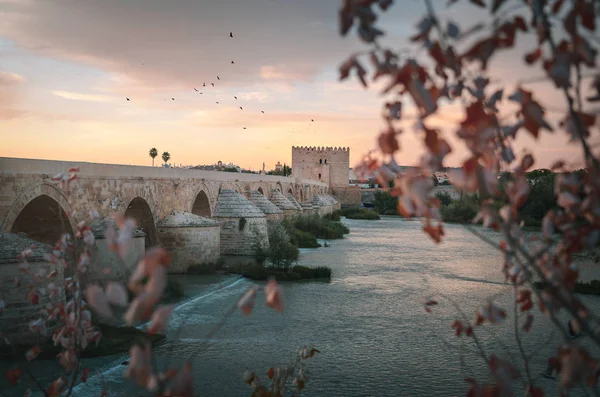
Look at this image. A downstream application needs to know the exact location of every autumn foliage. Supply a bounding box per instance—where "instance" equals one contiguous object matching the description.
[341,0,599,395]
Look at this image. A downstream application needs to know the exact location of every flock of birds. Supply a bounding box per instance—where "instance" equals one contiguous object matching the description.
[125,31,316,131]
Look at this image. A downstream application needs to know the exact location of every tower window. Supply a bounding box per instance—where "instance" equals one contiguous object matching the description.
[324,159,327,164]
[318,173,321,179]
[319,159,323,164]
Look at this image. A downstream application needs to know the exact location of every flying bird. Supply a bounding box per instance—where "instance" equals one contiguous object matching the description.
[234,96,237,100]
[194,88,198,92]
[243,127,246,129]
[231,61,235,64]
[261,111,264,114]
[211,83,215,87]
[311,119,314,122]
[217,76,220,80]
[203,83,206,87]
[240,107,243,110]
[230,32,233,38]
[126,97,130,101]
[216,101,219,104]
[172,98,175,101]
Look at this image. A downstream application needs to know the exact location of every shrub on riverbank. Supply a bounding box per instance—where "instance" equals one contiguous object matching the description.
[227,263,332,282]
[439,196,480,224]
[290,214,349,240]
[341,207,381,220]
[255,221,300,268]
[323,210,342,221]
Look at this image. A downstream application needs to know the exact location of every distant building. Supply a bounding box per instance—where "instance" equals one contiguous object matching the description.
[275,161,283,172]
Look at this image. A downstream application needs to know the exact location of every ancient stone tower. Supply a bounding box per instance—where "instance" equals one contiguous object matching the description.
[292,146,361,207]
[291,146,349,189]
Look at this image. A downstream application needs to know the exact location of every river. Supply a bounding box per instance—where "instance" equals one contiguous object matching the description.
[5,216,600,396]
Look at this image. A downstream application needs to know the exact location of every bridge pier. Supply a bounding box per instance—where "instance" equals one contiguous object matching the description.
[213,190,269,257]
[156,211,221,273]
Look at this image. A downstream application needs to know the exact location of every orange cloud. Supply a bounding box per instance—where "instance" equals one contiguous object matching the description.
[51,90,118,103]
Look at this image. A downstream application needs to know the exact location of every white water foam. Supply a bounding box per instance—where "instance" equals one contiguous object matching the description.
[64,276,248,396]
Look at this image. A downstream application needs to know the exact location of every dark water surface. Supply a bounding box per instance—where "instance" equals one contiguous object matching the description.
[5,217,600,396]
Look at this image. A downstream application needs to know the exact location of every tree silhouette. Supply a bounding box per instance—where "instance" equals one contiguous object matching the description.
[162,151,171,166]
[149,148,158,167]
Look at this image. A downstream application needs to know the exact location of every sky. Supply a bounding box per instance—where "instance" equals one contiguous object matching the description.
[0,0,597,171]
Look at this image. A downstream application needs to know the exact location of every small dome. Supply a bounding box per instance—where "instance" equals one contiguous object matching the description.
[269,190,297,211]
[317,194,336,205]
[90,217,146,238]
[311,195,328,207]
[247,191,284,215]
[157,211,220,228]
[285,194,303,211]
[300,201,314,211]
[213,189,266,218]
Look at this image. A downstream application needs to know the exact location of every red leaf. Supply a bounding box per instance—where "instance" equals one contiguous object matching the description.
[339,2,354,36]
[528,386,544,397]
[377,128,400,155]
[6,367,22,386]
[460,37,498,70]
[524,48,542,64]
[81,368,90,383]
[578,1,595,32]
[552,0,565,14]
[513,16,528,32]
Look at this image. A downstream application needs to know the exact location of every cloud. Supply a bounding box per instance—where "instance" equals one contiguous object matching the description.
[0,69,26,119]
[259,64,317,83]
[51,90,117,103]
[0,0,378,96]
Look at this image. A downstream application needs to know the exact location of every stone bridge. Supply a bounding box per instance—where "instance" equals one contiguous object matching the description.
[0,157,329,248]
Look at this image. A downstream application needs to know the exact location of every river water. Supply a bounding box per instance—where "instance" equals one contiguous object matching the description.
[5,216,600,396]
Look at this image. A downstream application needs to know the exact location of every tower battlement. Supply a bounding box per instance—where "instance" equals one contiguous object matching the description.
[292,146,349,152]
[291,145,349,189]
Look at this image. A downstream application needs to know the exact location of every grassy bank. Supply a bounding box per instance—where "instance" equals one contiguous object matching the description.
[281,213,349,248]
[326,208,380,220]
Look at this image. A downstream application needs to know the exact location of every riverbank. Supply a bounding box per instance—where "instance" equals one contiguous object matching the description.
[0,322,165,361]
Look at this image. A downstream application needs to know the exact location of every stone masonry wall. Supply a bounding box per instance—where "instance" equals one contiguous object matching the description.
[157,225,220,273]
[0,157,330,238]
[331,186,362,207]
[291,146,350,189]
[218,217,269,256]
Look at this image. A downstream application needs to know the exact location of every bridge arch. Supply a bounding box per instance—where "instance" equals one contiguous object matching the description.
[257,187,264,195]
[276,182,283,193]
[1,183,75,245]
[191,190,212,218]
[124,197,158,248]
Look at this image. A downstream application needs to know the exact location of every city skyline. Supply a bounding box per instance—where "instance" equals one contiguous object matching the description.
[0,0,593,170]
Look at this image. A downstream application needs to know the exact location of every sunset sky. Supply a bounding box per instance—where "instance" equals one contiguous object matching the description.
[0,0,596,171]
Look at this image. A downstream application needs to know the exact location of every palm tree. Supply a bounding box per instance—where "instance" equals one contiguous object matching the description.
[149,148,158,167]
[162,151,171,166]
